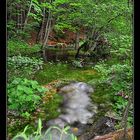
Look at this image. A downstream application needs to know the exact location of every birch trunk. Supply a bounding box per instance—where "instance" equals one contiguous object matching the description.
[44,20,51,46]
[38,7,46,43]
[21,8,23,30]
[41,0,53,62]
[43,9,51,42]
[23,0,32,29]
[42,15,52,62]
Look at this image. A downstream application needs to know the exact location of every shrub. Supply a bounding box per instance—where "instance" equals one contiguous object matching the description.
[8,39,42,57]
[8,55,43,82]
[8,78,48,117]
[8,55,43,70]
[89,61,133,128]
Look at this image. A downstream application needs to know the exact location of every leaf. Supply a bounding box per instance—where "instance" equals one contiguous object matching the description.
[9,104,18,110]
[22,86,33,94]
[12,78,21,85]
[30,80,39,89]
[36,118,42,135]
[63,126,70,132]
[37,87,47,93]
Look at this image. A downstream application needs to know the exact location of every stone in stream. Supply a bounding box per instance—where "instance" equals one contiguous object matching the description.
[46,82,97,137]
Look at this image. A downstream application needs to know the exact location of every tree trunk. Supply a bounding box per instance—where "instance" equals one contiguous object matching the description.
[90,34,101,51]
[23,9,25,24]
[21,7,23,30]
[42,16,52,62]
[43,8,51,42]
[121,93,132,140]
[37,7,46,43]
[17,8,20,31]
[42,1,52,62]
[75,32,80,50]
[23,0,32,29]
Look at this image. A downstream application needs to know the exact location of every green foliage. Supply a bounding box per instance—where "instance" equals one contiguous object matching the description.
[8,78,47,117]
[72,59,83,68]
[8,55,43,70]
[91,61,132,99]
[12,119,77,140]
[7,0,133,137]
[7,20,17,38]
[51,0,132,35]
[8,39,42,57]
[8,55,43,81]
[106,34,132,59]
[89,60,133,127]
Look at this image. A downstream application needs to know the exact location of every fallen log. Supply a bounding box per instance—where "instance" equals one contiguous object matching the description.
[92,128,133,140]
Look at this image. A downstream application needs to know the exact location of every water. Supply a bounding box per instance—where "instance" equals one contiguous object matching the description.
[46,82,97,136]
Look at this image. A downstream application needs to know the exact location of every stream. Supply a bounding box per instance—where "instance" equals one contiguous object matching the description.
[47,82,96,130]
[44,82,115,140]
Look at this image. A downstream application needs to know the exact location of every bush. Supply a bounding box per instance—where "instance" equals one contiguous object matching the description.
[8,78,48,118]
[8,39,42,57]
[91,61,132,87]
[89,60,133,128]
[8,55,43,82]
[8,55,43,70]
[106,34,132,60]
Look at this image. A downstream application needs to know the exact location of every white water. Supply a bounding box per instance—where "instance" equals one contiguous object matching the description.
[47,82,97,129]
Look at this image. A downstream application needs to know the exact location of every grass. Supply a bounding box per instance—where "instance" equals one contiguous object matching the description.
[34,59,115,106]
[34,62,99,85]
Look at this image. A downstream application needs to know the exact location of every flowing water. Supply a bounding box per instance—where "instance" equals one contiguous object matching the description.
[45,82,98,139]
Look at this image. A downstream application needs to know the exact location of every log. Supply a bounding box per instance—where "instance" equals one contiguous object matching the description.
[92,128,133,140]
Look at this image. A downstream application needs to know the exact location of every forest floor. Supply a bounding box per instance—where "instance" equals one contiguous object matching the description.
[8,30,133,140]
[34,62,133,140]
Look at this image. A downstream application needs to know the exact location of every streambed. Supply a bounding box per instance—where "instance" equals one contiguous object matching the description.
[44,82,116,140]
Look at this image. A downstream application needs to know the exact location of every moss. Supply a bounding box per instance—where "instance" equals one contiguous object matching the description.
[43,93,63,121]
[35,63,99,85]
[68,50,76,56]
[34,63,70,84]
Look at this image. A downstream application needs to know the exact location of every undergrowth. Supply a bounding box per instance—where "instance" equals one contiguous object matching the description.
[35,62,99,84]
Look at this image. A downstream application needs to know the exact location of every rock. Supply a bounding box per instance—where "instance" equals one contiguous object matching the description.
[105,111,121,121]
[78,116,116,140]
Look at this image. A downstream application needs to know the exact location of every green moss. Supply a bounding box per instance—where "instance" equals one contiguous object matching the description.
[43,94,63,121]
[35,63,69,84]
[68,50,76,56]
[35,63,99,84]
[91,84,113,104]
